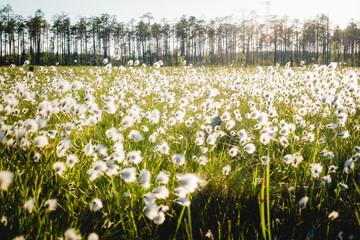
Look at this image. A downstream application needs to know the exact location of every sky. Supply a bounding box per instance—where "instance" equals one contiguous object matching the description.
[3,0,360,28]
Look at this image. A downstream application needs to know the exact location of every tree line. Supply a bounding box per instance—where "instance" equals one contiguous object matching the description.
[1,4,360,67]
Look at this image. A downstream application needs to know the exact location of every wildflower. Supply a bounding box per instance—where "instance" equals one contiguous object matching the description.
[56,139,72,157]
[44,199,58,211]
[92,160,107,171]
[344,158,355,173]
[338,131,350,138]
[321,175,332,185]
[228,147,238,157]
[244,143,256,154]
[143,192,156,205]
[298,196,309,209]
[222,165,231,175]
[128,130,143,142]
[261,156,270,165]
[120,168,137,183]
[152,186,169,199]
[326,123,338,129]
[206,133,217,145]
[195,137,204,145]
[153,211,166,224]
[172,154,186,166]
[13,236,25,240]
[139,169,151,188]
[283,155,293,164]
[260,133,271,145]
[90,198,103,212]
[126,150,142,165]
[157,141,170,155]
[310,163,323,178]
[53,162,66,176]
[292,153,303,167]
[197,155,208,165]
[205,229,214,239]
[355,146,360,154]
[1,216,7,226]
[84,142,94,156]
[34,135,49,148]
[338,183,348,190]
[298,107,307,116]
[88,233,99,240]
[24,198,35,213]
[33,152,41,162]
[329,165,338,173]
[0,171,14,191]
[64,228,81,240]
[328,211,339,221]
[156,171,169,184]
[225,120,236,130]
[66,154,79,167]
[106,128,123,142]
[175,197,191,207]
[143,202,158,220]
[279,136,289,147]
[121,116,135,128]
[177,173,204,193]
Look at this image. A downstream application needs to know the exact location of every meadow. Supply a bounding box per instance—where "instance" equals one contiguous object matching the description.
[0,61,359,239]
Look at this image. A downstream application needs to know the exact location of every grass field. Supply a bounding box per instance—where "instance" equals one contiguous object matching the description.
[0,63,360,239]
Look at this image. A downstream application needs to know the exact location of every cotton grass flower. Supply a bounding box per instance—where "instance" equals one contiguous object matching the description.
[121,116,135,128]
[64,228,81,240]
[338,131,350,138]
[13,236,25,240]
[0,171,14,191]
[157,141,170,155]
[244,143,256,154]
[120,167,137,183]
[24,198,35,213]
[143,192,156,205]
[88,233,99,240]
[128,130,143,142]
[143,202,158,220]
[66,154,79,167]
[53,162,66,176]
[139,169,151,188]
[261,156,270,165]
[344,158,355,173]
[177,173,204,193]
[126,150,142,165]
[172,154,186,166]
[152,186,169,199]
[222,165,231,175]
[34,135,49,148]
[298,196,309,209]
[44,199,58,211]
[175,197,191,207]
[84,142,94,156]
[228,147,238,157]
[310,163,323,178]
[328,211,339,221]
[153,211,166,225]
[173,186,189,198]
[156,171,169,184]
[90,198,103,212]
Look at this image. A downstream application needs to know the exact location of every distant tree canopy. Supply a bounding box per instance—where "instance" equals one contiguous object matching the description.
[1,4,360,67]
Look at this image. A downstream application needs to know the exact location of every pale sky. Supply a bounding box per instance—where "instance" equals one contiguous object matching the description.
[3,0,360,28]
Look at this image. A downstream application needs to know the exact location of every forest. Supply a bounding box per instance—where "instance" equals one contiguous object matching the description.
[0,3,360,67]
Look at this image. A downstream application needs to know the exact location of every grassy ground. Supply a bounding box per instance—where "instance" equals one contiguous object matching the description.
[0,65,360,239]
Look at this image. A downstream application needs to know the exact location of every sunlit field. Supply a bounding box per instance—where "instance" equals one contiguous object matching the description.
[0,62,360,239]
